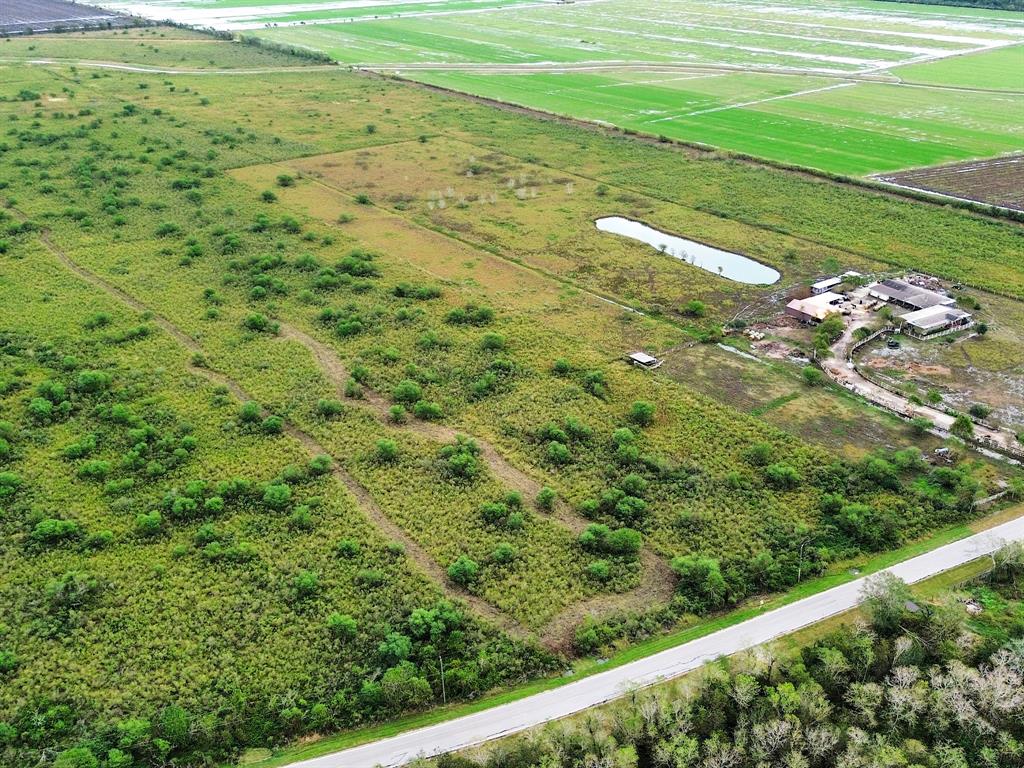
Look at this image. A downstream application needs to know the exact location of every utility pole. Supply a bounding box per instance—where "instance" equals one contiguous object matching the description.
[438,653,447,705]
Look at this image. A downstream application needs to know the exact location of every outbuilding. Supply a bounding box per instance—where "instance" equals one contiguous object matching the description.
[868,278,955,311]
[627,351,662,369]
[785,291,844,324]
[898,305,972,337]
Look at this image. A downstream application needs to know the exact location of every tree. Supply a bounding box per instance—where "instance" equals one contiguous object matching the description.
[380,661,433,712]
[54,749,99,768]
[861,572,913,635]
[447,556,479,586]
[671,556,728,614]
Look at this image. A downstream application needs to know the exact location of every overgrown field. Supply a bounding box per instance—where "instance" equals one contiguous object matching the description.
[94,0,1024,176]
[1,32,1023,766]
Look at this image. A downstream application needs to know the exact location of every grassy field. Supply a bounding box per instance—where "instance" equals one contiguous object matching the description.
[32,0,1024,174]
[217,0,1024,176]
[2,28,1024,766]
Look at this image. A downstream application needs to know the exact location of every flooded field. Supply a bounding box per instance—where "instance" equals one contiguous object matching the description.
[595,216,781,285]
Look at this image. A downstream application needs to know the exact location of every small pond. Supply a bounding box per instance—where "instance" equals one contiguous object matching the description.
[595,216,781,285]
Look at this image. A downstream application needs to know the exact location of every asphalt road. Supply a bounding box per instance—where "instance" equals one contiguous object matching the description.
[290,513,1024,768]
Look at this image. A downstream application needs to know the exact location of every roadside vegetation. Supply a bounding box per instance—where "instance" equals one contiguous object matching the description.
[424,542,1024,768]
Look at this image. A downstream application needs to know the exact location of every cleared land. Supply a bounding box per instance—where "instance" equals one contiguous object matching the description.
[873,154,1024,210]
[86,0,1024,175]
[0,0,136,34]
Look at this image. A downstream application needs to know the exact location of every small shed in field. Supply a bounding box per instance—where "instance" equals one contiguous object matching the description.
[626,351,662,369]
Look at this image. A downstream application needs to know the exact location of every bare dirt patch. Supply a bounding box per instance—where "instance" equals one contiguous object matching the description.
[873,155,1024,212]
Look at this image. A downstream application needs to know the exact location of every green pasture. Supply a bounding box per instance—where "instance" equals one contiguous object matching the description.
[408,69,1023,174]
[894,42,1024,89]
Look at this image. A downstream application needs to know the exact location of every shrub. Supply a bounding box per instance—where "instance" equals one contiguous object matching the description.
[801,366,825,386]
[239,401,262,423]
[336,539,360,558]
[134,511,162,538]
[292,570,320,598]
[308,454,332,476]
[744,441,773,466]
[260,415,284,435]
[968,403,992,419]
[951,414,974,439]
[0,650,18,674]
[682,299,706,317]
[492,543,517,564]
[764,463,801,489]
[537,486,556,510]
[316,398,344,418]
[551,358,571,376]
[262,483,291,510]
[392,379,423,404]
[413,400,443,421]
[587,560,611,582]
[628,400,656,426]
[288,506,313,531]
[54,748,99,768]
[546,441,572,465]
[447,556,479,586]
[276,173,295,187]
[445,304,494,326]
[326,612,357,641]
[30,518,81,546]
[375,439,399,462]
[242,313,277,333]
[480,332,505,351]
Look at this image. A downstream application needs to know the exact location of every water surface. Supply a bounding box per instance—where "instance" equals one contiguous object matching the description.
[595,216,781,285]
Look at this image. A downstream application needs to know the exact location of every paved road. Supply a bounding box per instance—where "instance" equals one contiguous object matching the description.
[291,514,1024,768]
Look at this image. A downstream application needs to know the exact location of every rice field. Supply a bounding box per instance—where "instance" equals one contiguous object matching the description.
[83,0,1024,175]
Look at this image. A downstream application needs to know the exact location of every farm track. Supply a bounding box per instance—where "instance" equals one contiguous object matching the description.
[278,323,677,649]
[21,219,534,644]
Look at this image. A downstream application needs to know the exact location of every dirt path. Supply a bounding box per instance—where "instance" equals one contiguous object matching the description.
[30,219,674,650]
[279,324,677,649]
[818,305,1022,458]
[26,224,532,642]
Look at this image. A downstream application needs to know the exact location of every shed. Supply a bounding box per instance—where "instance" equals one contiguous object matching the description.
[627,351,662,369]
[811,277,842,295]
[899,305,972,336]
[868,278,955,311]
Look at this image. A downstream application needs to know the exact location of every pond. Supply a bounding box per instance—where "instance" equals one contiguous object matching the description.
[595,216,781,285]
